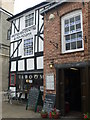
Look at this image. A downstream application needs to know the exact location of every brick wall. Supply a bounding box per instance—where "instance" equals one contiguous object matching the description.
[43,2,90,98]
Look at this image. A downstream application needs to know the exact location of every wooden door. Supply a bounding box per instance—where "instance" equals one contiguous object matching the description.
[56,69,65,115]
[80,67,88,113]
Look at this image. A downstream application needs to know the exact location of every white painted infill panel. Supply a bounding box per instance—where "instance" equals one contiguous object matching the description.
[27,58,34,70]
[39,36,43,51]
[15,19,19,33]
[18,41,22,56]
[10,43,13,57]
[12,23,14,35]
[11,61,16,71]
[37,56,43,69]
[14,42,17,57]
[36,10,38,33]
[20,16,25,31]
[18,60,24,71]
[39,14,43,30]
[35,36,37,52]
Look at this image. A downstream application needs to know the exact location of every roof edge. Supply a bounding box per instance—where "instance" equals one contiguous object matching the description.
[7,1,49,21]
[0,7,13,16]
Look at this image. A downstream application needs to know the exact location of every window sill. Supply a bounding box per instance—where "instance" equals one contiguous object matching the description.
[21,54,34,58]
[25,24,36,30]
[62,48,84,54]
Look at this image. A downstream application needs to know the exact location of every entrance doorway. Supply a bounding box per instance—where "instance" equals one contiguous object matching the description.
[64,68,81,113]
[56,68,82,115]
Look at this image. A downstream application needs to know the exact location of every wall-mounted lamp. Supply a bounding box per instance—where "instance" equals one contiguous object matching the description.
[49,14,55,20]
[85,36,87,43]
[49,60,54,68]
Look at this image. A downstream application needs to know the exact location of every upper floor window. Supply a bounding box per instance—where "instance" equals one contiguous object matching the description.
[24,38,33,56]
[61,10,83,53]
[25,13,34,27]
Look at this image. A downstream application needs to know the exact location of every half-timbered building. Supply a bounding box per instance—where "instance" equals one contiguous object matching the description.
[7,1,55,99]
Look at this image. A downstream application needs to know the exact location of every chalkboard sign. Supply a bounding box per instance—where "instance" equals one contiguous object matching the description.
[26,87,39,112]
[43,94,56,114]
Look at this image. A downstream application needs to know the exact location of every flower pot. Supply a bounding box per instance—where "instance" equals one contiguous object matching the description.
[41,113,48,118]
[52,114,60,119]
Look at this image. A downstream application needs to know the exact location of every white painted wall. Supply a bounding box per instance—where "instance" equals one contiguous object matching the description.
[18,60,24,71]
[11,61,16,71]
[10,43,13,57]
[37,56,43,69]
[18,41,23,56]
[12,23,14,35]
[15,19,19,33]
[20,16,25,31]
[27,58,34,70]
[39,37,43,51]
[14,42,17,57]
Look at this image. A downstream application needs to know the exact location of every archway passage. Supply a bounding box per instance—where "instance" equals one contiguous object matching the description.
[64,68,81,113]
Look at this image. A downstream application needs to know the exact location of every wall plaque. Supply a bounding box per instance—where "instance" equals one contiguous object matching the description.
[46,73,54,90]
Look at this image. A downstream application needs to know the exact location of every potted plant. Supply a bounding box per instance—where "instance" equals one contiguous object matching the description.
[84,113,90,120]
[41,109,48,118]
[51,108,60,119]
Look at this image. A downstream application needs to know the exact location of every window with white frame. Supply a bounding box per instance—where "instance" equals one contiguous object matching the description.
[25,13,34,27]
[61,10,83,53]
[24,38,33,56]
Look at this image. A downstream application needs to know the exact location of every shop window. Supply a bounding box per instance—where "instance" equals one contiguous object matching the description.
[25,12,34,27]
[10,73,16,86]
[61,10,84,53]
[24,38,34,56]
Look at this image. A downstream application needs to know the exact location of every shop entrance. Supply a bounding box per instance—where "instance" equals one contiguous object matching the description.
[64,68,81,113]
[56,68,82,115]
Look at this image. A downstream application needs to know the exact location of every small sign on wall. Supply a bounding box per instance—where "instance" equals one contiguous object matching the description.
[46,73,54,90]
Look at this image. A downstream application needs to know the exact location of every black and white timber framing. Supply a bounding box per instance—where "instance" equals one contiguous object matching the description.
[7,1,55,99]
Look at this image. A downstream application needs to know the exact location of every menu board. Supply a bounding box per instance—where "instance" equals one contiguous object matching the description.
[43,94,56,114]
[26,87,39,112]
[46,73,54,90]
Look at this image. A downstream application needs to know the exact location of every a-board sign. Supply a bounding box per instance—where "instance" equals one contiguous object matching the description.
[43,94,56,114]
[26,87,39,112]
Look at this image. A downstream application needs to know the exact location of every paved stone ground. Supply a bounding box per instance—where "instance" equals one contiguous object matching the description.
[2,95,83,120]
[2,100,41,118]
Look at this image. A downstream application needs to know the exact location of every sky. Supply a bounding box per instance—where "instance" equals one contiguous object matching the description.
[14,0,45,14]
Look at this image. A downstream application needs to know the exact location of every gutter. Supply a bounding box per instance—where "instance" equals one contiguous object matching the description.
[40,0,73,15]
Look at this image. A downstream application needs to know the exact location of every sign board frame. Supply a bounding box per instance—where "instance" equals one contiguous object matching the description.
[46,73,54,90]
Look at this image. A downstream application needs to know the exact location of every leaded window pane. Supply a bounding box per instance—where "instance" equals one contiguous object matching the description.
[75,15,80,22]
[76,23,81,30]
[70,25,75,31]
[77,41,82,48]
[70,17,74,24]
[71,42,76,49]
[65,35,70,41]
[24,38,33,56]
[66,43,70,50]
[77,32,82,40]
[25,13,34,27]
[65,19,69,25]
[71,33,76,41]
[65,27,69,33]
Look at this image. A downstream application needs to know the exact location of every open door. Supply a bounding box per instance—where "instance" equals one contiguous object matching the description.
[80,67,88,113]
[56,69,65,115]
